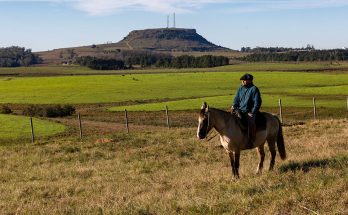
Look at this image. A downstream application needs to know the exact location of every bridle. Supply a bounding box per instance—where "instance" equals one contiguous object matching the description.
[204,110,217,142]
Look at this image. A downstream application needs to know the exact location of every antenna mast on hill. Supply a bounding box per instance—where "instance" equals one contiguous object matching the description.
[173,12,176,28]
[167,15,169,28]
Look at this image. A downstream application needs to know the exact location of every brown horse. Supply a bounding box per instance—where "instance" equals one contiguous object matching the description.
[197,102,286,178]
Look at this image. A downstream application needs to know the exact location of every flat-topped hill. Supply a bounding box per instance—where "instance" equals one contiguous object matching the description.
[37,28,233,64]
[117,28,229,52]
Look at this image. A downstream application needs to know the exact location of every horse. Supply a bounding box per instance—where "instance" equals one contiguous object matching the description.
[197,102,286,179]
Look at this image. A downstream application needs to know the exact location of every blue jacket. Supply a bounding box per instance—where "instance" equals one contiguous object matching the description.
[233,84,262,114]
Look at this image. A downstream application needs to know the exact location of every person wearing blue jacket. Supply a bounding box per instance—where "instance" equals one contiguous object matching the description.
[231,73,262,148]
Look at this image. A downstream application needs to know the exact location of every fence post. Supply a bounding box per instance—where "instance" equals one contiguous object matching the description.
[165,105,170,129]
[278,99,283,124]
[30,117,35,143]
[78,113,83,139]
[125,109,129,134]
[313,97,317,120]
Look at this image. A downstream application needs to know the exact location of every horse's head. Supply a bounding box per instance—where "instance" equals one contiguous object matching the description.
[197,102,213,139]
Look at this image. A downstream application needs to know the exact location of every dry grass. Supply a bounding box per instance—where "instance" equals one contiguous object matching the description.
[0,119,347,214]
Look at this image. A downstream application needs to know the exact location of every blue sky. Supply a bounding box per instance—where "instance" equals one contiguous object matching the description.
[1,0,348,52]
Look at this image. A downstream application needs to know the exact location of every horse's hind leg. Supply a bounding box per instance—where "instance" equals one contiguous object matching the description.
[228,152,240,179]
[256,145,265,174]
[267,139,277,171]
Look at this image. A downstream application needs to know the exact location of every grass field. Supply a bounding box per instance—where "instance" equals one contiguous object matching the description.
[0,114,65,141]
[0,119,347,214]
[1,71,347,110]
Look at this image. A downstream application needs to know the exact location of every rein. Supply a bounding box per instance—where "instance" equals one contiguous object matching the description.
[205,111,218,142]
[206,130,217,142]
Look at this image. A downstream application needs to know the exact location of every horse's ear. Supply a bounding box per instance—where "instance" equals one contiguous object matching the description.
[201,102,207,110]
[206,104,209,112]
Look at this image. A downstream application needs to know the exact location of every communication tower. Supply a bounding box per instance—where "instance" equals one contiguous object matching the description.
[167,15,169,28]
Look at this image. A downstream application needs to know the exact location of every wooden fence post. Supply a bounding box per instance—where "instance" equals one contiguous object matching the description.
[78,113,83,139]
[313,97,317,120]
[165,105,170,129]
[278,99,283,124]
[125,109,129,134]
[30,117,35,143]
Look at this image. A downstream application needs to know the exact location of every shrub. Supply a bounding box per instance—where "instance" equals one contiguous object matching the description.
[45,105,75,118]
[23,105,43,117]
[0,105,12,114]
[23,105,75,118]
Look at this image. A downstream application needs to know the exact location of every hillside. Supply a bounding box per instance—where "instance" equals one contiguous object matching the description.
[37,28,237,64]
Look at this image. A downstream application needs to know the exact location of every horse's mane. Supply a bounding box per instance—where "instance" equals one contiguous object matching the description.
[209,107,230,116]
[209,107,238,122]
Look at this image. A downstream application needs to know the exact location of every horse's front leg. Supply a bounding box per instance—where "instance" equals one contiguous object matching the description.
[234,152,240,178]
[229,152,240,179]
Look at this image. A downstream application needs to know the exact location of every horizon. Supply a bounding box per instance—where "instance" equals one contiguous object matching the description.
[1,0,348,52]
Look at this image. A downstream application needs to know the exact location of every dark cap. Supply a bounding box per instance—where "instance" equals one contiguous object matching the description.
[240,73,253,81]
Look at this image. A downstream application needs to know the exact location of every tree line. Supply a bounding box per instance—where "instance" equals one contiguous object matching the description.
[240,49,348,62]
[103,49,229,68]
[77,54,229,70]
[240,45,315,53]
[0,46,42,67]
[76,56,128,70]
[155,55,229,68]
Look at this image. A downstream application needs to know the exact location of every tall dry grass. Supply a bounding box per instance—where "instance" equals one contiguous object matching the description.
[0,119,347,214]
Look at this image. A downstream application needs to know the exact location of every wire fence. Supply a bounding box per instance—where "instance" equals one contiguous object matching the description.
[1,96,348,143]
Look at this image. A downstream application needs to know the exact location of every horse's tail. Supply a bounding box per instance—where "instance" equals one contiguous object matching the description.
[276,116,286,160]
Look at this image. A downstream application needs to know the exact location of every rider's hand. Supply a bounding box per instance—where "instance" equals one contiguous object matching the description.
[230,106,235,113]
[248,113,254,117]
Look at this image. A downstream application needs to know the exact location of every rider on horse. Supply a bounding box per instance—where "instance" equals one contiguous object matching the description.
[231,73,262,149]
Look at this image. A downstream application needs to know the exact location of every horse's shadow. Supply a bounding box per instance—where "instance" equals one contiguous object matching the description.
[279,155,348,173]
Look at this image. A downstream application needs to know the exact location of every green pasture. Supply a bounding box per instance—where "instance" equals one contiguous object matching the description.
[0,114,65,140]
[0,71,347,110]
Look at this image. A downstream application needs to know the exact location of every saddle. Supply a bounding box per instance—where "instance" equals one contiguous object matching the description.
[232,110,267,132]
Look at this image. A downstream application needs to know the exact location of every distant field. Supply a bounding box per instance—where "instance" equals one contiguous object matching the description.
[0,71,347,111]
[0,114,65,140]
[0,65,93,76]
[109,94,347,111]
[1,62,348,76]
